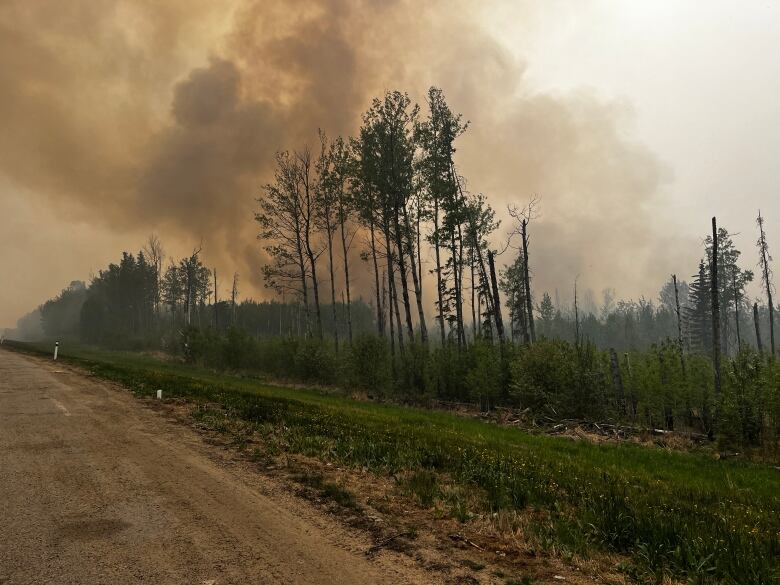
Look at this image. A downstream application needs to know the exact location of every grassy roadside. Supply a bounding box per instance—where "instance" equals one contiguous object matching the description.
[5,341,779,583]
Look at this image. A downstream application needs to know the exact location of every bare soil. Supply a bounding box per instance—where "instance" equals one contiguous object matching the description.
[0,350,433,584]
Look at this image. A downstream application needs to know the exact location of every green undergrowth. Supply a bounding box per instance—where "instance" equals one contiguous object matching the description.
[5,341,779,583]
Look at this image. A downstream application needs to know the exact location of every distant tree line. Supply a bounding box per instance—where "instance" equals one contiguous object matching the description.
[10,86,780,450]
[26,239,375,349]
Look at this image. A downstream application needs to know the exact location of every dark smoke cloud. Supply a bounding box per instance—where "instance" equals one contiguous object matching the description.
[0,0,675,325]
[138,57,285,277]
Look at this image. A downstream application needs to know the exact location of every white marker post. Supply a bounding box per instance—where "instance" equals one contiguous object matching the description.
[53,341,59,361]
[156,389,162,400]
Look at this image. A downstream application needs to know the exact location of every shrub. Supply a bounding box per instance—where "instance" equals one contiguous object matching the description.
[510,339,578,415]
[344,334,391,395]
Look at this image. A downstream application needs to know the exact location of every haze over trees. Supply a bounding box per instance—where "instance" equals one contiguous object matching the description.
[11,87,779,452]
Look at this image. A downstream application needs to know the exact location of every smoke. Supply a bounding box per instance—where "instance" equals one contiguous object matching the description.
[0,0,676,325]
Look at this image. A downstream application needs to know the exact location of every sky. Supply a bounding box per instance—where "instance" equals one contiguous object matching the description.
[1,0,778,328]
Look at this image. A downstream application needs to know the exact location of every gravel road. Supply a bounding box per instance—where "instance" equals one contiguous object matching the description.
[0,349,431,584]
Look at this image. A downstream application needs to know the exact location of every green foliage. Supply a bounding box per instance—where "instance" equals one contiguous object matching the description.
[344,334,392,395]
[462,340,505,408]
[510,339,611,418]
[720,349,776,449]
[8,341,779,583]
[40,281,86,339]
[139,324,780,452]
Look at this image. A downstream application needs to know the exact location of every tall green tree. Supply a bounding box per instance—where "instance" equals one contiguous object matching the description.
[705,226,754,355]
[359,91,426,346]
[416,87,468,345]
[685,260,712,354]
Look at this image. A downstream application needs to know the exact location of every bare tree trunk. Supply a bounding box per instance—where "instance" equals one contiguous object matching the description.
[231,273,239,327]
[291,199,310,337]
[213,269,219,330]
[470,255,477,340]
[326,223,339,350]
[474,245,494,336]
[416,194,423,285]
[521,219,535,343]
[385,229,404,351]
[517,286,529,344]
[733,271,742,354]
[754,302,764,353]
[143,234,164,320]
[449,164,468,347]
[369,219,383,337]
[300,149,321,339]
[711,217,722,397]
[185,273,192,327]
[457,223,466,347]
[450,229,464,348]
[392,264,404,351]
[433,198,445,345]
[757,211,775,355]
[487,250,505,344]
[339,208,353,344]
[304,241,322,339]
[381,270,389,347]
[296,249,311,337]
[672,274,686,377]
[574,278,580,346]
[476,288,482,337]
[393,213,415,342]
[402,205,428,343]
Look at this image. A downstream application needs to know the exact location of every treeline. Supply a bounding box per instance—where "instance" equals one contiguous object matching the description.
[12,86,780,450]
[29,243,375,349]
[253,87,777,361]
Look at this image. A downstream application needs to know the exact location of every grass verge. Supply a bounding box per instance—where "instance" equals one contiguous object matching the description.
[5,341,779,584]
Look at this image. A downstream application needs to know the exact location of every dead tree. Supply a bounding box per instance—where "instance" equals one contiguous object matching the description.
[231,272,239,327]
[574,277,581,346]
[732,271,742,353]
[711,217,722,397]
[256,151,311,335]
[754,302,764,353]
[470,256,477,340]
[182,244,203,327]
[142,234,165,318]
[213,269,219,329]
[521,218,535,343]
[756,210,775,355]
[508,198,540,343]
[298,148,323,339]
[672,274,687,377]
[487,250,505,344]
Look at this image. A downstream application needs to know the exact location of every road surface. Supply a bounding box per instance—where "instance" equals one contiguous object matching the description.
[0,349,430,584]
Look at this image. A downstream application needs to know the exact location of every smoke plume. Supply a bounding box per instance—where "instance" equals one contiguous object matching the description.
[0,0,675,326]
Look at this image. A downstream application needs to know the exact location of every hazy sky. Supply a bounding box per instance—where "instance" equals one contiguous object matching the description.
[2,1,778,328]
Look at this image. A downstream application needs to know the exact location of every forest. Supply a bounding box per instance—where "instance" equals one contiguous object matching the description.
[13,87,779,453]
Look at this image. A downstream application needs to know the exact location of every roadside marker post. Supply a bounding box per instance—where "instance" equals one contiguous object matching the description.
[156,389,162,399]
[53,341,59,361]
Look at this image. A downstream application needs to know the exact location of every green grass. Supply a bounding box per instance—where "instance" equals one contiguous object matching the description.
[6,340,779,583]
